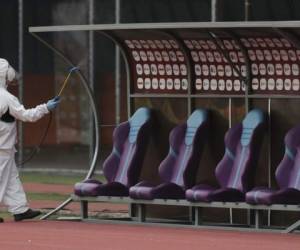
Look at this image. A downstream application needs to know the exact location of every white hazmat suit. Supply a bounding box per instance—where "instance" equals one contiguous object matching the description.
[0,58,49,215]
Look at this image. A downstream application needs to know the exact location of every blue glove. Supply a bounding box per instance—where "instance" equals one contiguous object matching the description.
[47,96,61,111]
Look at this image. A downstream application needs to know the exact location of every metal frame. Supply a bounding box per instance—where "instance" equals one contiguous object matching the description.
[30,33,101,220]
[18,0,24,167]
[211,0,218,22]
[28,21,300,33]
[245,0,251,21]
[71,194,300,233]
[28,21,300,230]
[115,0,121,123]
[88,0,95,164]
[36,28,132,220]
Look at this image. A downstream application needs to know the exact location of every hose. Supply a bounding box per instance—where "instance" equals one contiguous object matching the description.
[18,111,53,166]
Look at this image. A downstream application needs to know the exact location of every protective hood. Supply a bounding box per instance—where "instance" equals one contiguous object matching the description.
[0,58,16,89]
[0,58,9,88]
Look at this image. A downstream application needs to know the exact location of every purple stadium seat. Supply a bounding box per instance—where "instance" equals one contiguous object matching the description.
[129,109,209,200]
[74,107,152,197]
[246,125,300,205]
[186,109,267,202]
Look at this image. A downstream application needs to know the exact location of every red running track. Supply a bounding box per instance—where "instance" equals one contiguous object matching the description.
[0,221,300,250]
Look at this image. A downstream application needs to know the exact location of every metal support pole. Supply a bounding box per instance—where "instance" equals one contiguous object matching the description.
[188,206,193,223]
[245,82,249,113]
[129,203,135,218]
[137,204,146,222]
[89,0,94,90]
[268,98,271,226]
[228,98,232,128]
[230,208,233,224]
[229,96,233,224]
[211,0,218,22]
[115,0,121,122]
[18,0,24,167]
[89,0,95,165]
[191,207,195,222]
[80,201,88,219]
[245,0,251,21]
[194,207,202,226]
[247,209,252,226]
[255,210,263,229]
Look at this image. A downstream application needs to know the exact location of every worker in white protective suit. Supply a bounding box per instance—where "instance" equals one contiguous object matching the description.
[0,58,60,222]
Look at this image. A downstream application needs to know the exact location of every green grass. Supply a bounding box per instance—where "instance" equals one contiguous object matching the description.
[0,192,69,218]
[18,172,104,203]
[0,212,10,219]
[1,173,104,217]
[27,192,70,201]
[0,172,103,215]
[19,172,85,185]
[19,172,105,185]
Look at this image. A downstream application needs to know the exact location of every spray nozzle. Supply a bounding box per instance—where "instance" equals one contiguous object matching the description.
[69,66,79,73]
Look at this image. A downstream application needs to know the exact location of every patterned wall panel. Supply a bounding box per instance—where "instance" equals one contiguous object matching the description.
[184,38,245,94]
[111,28,300,96]
[242,37,300,94]
[123,36,189,93]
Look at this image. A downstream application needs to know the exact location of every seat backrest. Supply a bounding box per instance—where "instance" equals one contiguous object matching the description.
[275,125,300,190]
[103,107,152,187]
[159,109,209,188]
[215,109,266,192]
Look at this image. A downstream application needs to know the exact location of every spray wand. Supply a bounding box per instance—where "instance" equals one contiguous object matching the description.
[19,66,80,166]
[56,66,79,97]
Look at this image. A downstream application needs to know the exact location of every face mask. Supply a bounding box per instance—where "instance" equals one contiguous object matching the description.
[7,80,19,87]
